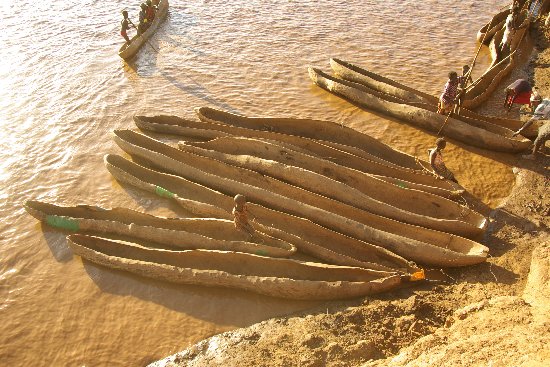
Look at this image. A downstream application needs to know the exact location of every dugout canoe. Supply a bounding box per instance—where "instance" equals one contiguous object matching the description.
[195,107,425,170]
[118,0,169,60]
[134,115,461,196]
[477,9,509,45]
[104,154,488,267]
[110,134,490,262]
[309,67,531,153]
[67,234,404,300]
[181,136,485,230]
[24,200,296,257]
[330,58,539,138]
[104,154,416,271]
[114,129,484,237]
[462,11,530,109]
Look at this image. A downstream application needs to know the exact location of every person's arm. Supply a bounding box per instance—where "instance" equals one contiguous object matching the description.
[512,117,537,136]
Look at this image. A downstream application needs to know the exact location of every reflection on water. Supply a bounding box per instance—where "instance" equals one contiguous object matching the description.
[0,0,516,365]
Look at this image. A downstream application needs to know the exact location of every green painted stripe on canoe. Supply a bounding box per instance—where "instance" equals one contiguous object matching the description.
[155,186,175,199]
[45,215,80,231]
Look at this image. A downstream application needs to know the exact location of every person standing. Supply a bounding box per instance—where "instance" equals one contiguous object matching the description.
[437,72,464,115]
[232,194,256,239]
[120,10,131,44]
[145,0,157,23]
[513,96,550,159]
[428,138,458,183]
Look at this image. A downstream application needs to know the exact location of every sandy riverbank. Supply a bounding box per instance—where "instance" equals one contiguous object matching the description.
[149,15,550,367]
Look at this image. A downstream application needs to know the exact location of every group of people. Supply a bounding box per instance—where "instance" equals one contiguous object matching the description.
[120,0,159,44]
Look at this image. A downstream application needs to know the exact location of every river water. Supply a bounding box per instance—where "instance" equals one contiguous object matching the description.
[0,0,517,365]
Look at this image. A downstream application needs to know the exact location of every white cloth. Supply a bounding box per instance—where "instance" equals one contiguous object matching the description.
[501,14,514,47]
[534,99,550,119]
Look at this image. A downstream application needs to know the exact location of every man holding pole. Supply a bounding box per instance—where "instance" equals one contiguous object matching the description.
[120,10,131,44]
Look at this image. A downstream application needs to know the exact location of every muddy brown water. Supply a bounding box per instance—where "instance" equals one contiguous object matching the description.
[0,1,518,365]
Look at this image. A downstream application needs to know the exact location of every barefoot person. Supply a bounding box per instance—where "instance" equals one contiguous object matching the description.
[428,138,458,183]
[120,10,131,44]
[438,72,464,115]
[232,194,256,238]
[513,96,550,159]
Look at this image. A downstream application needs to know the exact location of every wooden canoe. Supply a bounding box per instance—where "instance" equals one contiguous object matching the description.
[24,200,296,257]
[113,129,484,237]
[106,142,489,267]
[134,115,461,197]
[195,106,426,170]
[181,136,485,231]
[68,234,404,300]
[477,9,509,45]
[463,11,530,109]
[104,154,415,271]
[330,58,539,138]
[309,67,531,153]
[118,0,169,60]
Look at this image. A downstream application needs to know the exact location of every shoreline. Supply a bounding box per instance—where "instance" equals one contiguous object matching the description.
[149,10,550,367]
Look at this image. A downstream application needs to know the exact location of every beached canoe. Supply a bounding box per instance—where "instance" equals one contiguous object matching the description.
[330,58,540,138]
[134,115,461,197]
[104,154,417,271]
[477,9,509,45]
[24,200,296,257]
[462,11,530,109]
[309,67,531,153]
[195,106,425,170]
[104,152,488,267]
[118,0,169,60]
[67,234,404,300]
[180,136,485,230]
[113,129,485,237]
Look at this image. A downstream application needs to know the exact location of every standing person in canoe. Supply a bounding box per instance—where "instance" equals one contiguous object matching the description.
[428,138,458,183]
[500,5,520,52]
[120,10,131,44]
[232,194,257,240]
[437,72,464,115]
[145,0,157,23]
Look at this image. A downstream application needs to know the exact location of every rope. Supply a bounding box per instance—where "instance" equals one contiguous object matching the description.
[437,109,454,136]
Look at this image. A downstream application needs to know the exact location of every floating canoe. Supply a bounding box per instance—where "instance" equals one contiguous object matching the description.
[104,154,415,271]
[118,0,169,60]
[24,200,296,257]
[181,136,485,232]
[68,234,404,300]
[114,129,484,237]
[330,58,539,138]
[195,106,425,170]
[477,9,509,45]
[309,67,531,153]
[105,150,488,267]
[134,115,461,196]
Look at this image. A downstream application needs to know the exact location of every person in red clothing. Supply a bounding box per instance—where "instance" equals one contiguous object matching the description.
[120,10,131,44]
[145,0,157,23]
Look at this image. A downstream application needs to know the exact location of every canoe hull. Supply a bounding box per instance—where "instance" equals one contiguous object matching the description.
[68,234,403,300]
[118,0,169,60]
